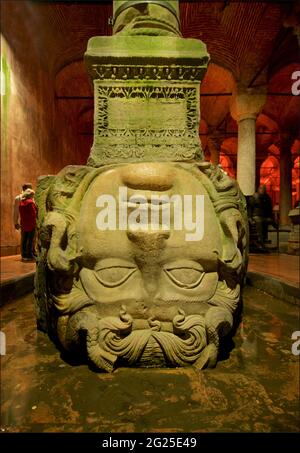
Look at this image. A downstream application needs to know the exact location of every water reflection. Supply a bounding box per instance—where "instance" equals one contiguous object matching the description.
[1,287,299,432]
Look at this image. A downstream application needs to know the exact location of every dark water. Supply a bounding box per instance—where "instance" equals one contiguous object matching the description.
[1,287,299,432]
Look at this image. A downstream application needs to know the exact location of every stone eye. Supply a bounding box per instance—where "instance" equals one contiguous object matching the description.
[164,267,204,289]
[94,267,137,288]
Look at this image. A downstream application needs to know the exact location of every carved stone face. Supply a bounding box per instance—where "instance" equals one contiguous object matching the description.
[35,162,247,372]
[77,163,222,322]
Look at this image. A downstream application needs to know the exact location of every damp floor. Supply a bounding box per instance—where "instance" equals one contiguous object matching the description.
[1,287,299,433]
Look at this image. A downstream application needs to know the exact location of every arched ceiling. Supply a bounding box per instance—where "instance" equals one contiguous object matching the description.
[263,62,300,132]
[180,1,293,85]
[200,63,235,126]
[55,61,92,98]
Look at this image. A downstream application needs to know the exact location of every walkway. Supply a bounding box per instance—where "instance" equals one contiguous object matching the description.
[0,255,35,284]
[248,253,299,288]
[0,255,35,302]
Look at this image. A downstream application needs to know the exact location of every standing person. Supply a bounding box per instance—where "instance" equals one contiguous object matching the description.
[18,188,37,261]
[14,183,32,230]
[249,184,276,251]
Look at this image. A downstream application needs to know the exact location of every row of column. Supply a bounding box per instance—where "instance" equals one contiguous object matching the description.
[205,87,295,226]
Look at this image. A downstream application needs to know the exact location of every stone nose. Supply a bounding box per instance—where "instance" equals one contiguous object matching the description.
[143,279,158,297]
[121,163,175,191]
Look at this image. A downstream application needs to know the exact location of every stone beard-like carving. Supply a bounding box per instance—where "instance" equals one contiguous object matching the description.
[35,162,248,372]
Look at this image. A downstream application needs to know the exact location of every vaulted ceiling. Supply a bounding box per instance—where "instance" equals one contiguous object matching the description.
[1,0,300,164]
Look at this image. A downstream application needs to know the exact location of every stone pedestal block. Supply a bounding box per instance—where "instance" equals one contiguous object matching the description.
[85,35,209,165]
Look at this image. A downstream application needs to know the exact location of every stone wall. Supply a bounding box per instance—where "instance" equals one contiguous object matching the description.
[0,35,81,256]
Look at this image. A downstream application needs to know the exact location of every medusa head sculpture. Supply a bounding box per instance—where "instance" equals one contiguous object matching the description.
[34,161,248,372]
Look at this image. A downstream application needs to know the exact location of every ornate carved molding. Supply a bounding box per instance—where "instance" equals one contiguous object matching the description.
[90,63,208,82]
[89,81,203,165]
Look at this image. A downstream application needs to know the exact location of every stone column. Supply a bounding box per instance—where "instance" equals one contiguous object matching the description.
[279,133,294,226]
[230,87,266,196]
[207,130,223,166]
[255,157,264,190]
[283,5,300,47]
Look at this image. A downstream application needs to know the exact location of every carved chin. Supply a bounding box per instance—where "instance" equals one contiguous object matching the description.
[59,306,220,372]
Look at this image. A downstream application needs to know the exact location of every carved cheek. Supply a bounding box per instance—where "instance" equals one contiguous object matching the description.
[79,267,143,303]
[156,271,219,302]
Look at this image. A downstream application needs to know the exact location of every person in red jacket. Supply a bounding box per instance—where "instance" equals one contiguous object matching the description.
[18,188,37,261]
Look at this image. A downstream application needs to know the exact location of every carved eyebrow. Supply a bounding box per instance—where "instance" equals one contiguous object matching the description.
[93,267,137,288]
[163,266,205,289]
[94,259,137,271]
[95,265,137,270]
[163,260,204,271]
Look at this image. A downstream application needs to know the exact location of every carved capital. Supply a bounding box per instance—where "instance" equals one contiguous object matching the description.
[90,63,208,83]
[113,0,181,36]
[230,86,266,122]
